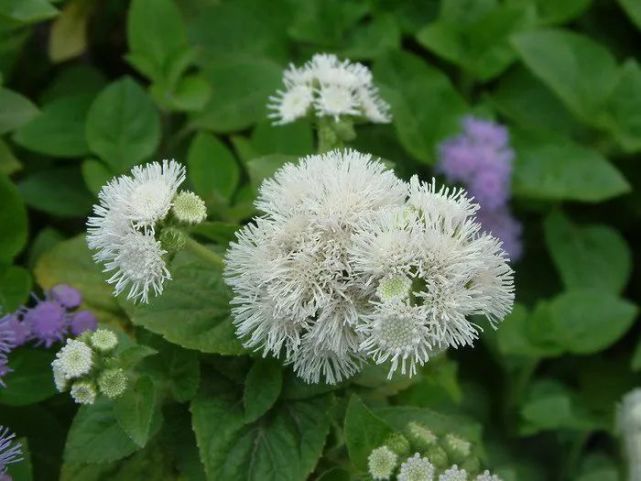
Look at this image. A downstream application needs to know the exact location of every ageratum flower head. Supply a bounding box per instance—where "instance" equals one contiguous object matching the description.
[225,149,514,384]
[268,53,391,125]
[398,453,435,481]
[87,159,189,303]
[0,427,21,475]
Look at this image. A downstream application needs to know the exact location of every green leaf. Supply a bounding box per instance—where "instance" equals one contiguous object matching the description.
[48,0,88,63]
[0,0,58,24]
[187,132,239,205]
[544,211,631,294]
[86,77,161,172]
[0,265,31,311]
[344,395,394,471]
[138,336,200,402]
[34,235,121,315]
[549,290,637,354]
[512,134,630,202]
[631,335,641,371]
[244,359,283,423]
[13,94,93,157]
[0,174,27,262]
[250,120,314,157]
[154,74,211,112]
[417,3,532,81]
[602,59,641,153]
[520,380,601,434]
[492,66,580,136]
[82,158,113,195]
[132,250,244,355]
[373,51,467,164]
[6,437,33,481]
[496,304,556,358]
[18,166,94,217]
[192,57,282,133]
[65,399,139,464]
[115,376,159,447]
[341,14,400,59]
[529,0,592,24]
[246,154,296,188]
[618,0,641,31]
[191,393,330,481]
[0,349,56,406]
[0,138,21,175]
[511,28,619,122]
[126,0,188,81]
[41,65,106,103]
[288,0,368,47]
[0,88,39,134]
[26,227,64,270]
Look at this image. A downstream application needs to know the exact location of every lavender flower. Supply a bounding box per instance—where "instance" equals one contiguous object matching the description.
[0,359,10,388]
[22,301,67,348]
[49,284,82,309]
[476,207,523,261]
[0,318,13,355]
[438,116,523,261]
[69,311,98,337]
[0,427,21,475]
[1,315,29,349]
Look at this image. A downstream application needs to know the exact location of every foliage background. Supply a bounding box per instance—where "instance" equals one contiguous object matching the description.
[0,0,640,480]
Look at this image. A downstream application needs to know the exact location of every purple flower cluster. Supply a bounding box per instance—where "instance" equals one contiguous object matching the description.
[0,284,97,387]
[438,116,523,260]
[0,427,21,478]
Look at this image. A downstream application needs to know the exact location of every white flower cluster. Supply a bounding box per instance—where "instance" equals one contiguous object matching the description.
[618,389,641,481]
[268,53,391,125]
[224,149,514,384]
[87,160,205,303]
[52,329,126,405]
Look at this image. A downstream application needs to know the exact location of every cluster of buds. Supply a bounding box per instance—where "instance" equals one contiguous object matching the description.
[367,422,501,481]
[51,329,127,405]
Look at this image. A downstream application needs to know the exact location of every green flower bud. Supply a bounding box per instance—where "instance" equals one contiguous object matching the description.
[406,422,437,451]
[461,456,481,476]
[159,226,187,253]
[368,446,398,480]
[423,444,449,470]
[384,432,411,458]
[442,433,472,465]
[98,368,128,399]
[172,191,207,225]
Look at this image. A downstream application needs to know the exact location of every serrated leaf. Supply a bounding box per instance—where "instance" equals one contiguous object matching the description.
[244,358,283,423]
[344,395,394,471]
[64,399,139,464]
[132,250,244,355]
[191,393,330,481]
[13,94,93,157]
[544,211,631,294]
[187,132,239,205]
[115,376,159,447]
[86,77,161,172]
[373,50,467,164]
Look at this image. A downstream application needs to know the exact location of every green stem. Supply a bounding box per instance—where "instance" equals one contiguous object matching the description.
[183,237,225,269]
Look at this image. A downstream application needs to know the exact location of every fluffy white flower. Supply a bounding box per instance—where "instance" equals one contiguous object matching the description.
[368,446,398,480]
[267,53,391,124]
[225,150,406,384]
[87,159,186,303]
[350,176,514,377]
[55,339,93,379]
[70,381,97,405]
[225,149,514,383]
[104,231,171,303]
[475,471,502,481]
[439,466,468,481]
[398,453,434,481]
[90,329,118,352]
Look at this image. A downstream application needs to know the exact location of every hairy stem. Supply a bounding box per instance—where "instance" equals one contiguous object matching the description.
[183,237,225,269]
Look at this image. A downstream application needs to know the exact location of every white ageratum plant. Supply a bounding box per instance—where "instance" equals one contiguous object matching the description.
[224,149,514,384]
[87,159,208,303]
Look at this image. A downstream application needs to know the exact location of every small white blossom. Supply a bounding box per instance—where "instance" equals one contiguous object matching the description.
[87,159,186,303]
[55,340,93,379]
[70,381,97,405]
[398,453,434,481]
[98,369,127,399]
[172,191,207,224]
[439,466,468,481]
[376,274,412,303]
[368,446,398,480]
[90,329,118,352]
[475,471,502,481]
[268,53,391,124]
[51,360,68,392]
